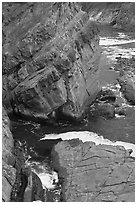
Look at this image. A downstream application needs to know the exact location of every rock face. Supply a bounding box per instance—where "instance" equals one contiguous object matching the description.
[51,139,135,202]
[2,107,16,202]
[81,2,135,31]
[2,2,101,120]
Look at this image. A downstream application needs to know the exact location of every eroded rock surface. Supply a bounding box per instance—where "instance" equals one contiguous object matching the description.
[2,2,101,120]
[51,139,135,202]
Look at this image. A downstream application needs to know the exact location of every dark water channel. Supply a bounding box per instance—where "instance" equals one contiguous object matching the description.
[11,24,135,201]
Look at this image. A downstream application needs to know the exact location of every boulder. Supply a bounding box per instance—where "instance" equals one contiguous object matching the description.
[118,75,135,105]
[95,88,116,103]
[89,103,115,119]
[2,2,101,121]
[97,103,115,119]
[51,139,135,202]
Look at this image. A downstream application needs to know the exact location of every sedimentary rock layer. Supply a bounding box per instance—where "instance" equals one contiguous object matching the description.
[51,139,135,202]
[2,2,101,120]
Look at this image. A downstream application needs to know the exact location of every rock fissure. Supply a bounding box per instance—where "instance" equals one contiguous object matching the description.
[3,2,101,120]
[2,2,135,202]
[51,140,135,201]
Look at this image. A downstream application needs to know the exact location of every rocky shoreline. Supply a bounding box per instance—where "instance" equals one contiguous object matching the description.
[2,2,135,202]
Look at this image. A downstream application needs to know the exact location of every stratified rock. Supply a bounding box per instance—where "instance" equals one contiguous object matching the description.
[2,2,101,121]
[51,139,135,202]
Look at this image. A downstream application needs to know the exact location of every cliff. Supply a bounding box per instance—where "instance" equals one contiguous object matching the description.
[2,2,101,121]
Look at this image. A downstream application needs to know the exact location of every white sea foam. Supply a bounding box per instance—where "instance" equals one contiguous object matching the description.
[99,35,135,61]
[27,161,59,190]
[40,131,135,157]
[102,47,135,61]
[38,171,58,190]
[100,37,135,46]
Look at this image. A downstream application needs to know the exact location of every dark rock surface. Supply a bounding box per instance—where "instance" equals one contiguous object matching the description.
[115,57,135,105]
[80,2,135,31]
[118,76,135,105]
[2,2,101,121]
[51,139,135,202]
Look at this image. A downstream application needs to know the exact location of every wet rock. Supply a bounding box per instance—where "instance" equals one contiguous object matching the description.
[118,75,135,105]
[115,107,126,116]
[2,2,101,121]
[32,172,45,201]
[114,57,135,106]
[115,56,135,77]
[51,139,135,202]
[95,89,116,103]
[23,169,45,202]
[97,103,115,119]
[115,106,135,117]
[89,103,115,119]
[10,140,45,202]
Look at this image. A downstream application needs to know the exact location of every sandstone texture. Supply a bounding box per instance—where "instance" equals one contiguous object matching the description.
[81,2,135,31]
[2,2,101,120]
[51,139,135,202]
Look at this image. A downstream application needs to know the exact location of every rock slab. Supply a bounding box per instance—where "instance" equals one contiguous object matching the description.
[51,139,135,202]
